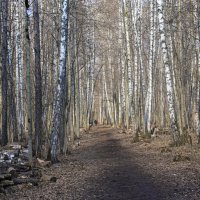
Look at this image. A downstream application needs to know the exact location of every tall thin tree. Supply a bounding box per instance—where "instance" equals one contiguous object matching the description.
[51,0,69,163]
[1,0,8,146]
[157,0,179,144]
[25,0,33,163]
[33,0,42,157]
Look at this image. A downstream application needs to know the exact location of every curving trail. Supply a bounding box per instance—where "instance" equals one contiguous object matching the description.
[3,126,200,200]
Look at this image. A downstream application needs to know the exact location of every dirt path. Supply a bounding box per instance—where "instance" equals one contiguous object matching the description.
[3,126,200,200]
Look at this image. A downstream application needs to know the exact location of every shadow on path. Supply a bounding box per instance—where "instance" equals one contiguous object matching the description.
[78,128,171,200]
[3,126,181,200]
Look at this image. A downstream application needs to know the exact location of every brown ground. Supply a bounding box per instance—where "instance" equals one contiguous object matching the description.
[2,125,200,200]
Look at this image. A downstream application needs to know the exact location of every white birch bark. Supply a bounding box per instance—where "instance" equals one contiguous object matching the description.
[157,0,179,143]
[145,0,155,133]
[120,50,126,127]
[120,0,129,128]
[132,3,139,131]
[87,59,94,126]
[118,1,126,127]
[51,0,69,163]
[130,0,143,131]
[74,15,80,140]
[123,0,133,116]
[103,64,113,124]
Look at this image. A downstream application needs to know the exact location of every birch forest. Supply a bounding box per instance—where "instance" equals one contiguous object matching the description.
[0,0,200,199]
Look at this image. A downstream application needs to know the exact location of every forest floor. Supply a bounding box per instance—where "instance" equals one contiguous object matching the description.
[2,125,200,200]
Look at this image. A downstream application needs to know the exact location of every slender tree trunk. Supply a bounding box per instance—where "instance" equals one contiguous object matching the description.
[194,0,200,142]
[1,0,8,146]
[145,0,155,134]
[120,0,128,129]
[157,0,179,144]
[51,0,69,163]
[122,0,133,129]
[25,0,33,164]
[15,2,24,141]
[75,26,80,140]
[33,0,43,157]
[133,0,145,131]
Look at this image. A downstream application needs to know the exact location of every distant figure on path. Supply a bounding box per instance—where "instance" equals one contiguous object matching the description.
[94,120,98,126]
[89,119,98,129]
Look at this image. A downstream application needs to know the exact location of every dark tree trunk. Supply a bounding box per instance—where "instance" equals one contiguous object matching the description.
[1,0,8,146]
[8,12,18,142]
[33,0,42,157]
[9,69,18,142]
[0,1,2,54]
[25,0,33,164]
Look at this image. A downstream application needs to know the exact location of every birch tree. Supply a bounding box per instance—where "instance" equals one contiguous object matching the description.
[122,0,132,129]
[132,0,145,132]
[118,0,126,128]
[157,0,179,144]
[51,0,69,163]
[74,8,80,140]
[144,0,156,134]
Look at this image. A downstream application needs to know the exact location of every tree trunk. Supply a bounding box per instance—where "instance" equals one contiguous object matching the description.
[33,0,43,157]
[1,0,8,146]
[144,0,155,134]
[25,0,33,164]
[157,0,179,144]
[51,0,69,163]
[15,1,24,141]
